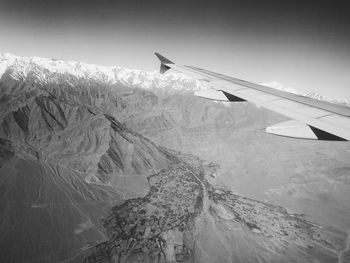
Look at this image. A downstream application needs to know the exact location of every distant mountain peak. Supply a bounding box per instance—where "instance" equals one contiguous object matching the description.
[261,80,300,94]
[302,91,350,106]
[262,80,350,107]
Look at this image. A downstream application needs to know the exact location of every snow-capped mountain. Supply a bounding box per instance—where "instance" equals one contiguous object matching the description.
[262,80,350,106]
[303,91,350,106]
[261,80,300,94]
[1,52,349,106]
[0,52,204,93]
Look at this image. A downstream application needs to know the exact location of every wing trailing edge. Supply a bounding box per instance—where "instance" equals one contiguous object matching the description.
[194,89,229,101]
[266,120,347,141]
[266,120,318,140]
[194,89,246,102]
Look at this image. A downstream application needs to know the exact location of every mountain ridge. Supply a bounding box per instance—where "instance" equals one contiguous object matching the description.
[2,52,350,107]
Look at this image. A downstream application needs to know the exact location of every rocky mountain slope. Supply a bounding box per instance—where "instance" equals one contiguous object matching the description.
[0,53,349,263]
[0,58,174,262]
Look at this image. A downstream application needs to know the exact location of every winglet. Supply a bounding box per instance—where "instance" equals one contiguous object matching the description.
[154,52,173,74]
[155,53,174,64]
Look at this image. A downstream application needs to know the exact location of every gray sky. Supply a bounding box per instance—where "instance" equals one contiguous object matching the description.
[1,0,350,97]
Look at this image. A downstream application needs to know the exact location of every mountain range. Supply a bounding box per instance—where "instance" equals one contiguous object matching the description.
[1,53,350,263]
[2,52,350,106]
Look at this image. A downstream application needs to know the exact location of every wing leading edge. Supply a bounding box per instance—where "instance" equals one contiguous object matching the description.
[155,52,350,141]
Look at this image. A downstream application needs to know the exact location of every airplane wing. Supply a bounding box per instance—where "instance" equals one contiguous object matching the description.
[155,52,350,141]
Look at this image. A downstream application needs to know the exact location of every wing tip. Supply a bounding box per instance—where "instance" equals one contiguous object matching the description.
[154,52,174,64]
[154,52,174,74]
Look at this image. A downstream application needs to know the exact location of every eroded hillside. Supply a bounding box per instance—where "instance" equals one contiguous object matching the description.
[0,63,173,262]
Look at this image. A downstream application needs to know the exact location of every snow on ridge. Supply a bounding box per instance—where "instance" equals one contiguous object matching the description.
[261,81,300,94]
[0,52,122,80]
[1,52,348,105]
[0,52,205,92]
[0,53,18,77]
[261,80,350,106]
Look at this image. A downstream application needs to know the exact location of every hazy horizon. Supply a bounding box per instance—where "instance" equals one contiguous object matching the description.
[1,0,350,97]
